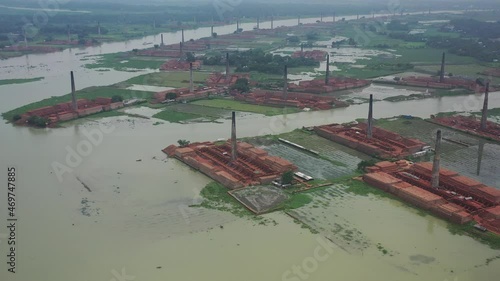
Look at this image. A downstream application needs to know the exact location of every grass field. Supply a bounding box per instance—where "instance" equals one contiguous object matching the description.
[125,71,211,88]
[0,77,44,86]
[152,110,202,123]
[192,99,300,116]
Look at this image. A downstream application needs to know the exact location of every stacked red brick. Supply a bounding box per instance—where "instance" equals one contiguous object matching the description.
[163,141,297,189]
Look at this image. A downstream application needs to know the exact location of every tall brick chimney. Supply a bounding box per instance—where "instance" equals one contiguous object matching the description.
[189,63,194,93]
[367,94,373,139]
[225,52,230,82]
[283,65,288,100]
[480,82,489,131]
[70,71,78,111]
[440,52,446,83]
[161,34,164,46]
[431,130,442,188]
[231,111,237,162]
[182,29,185,43]
[325,54,330,85]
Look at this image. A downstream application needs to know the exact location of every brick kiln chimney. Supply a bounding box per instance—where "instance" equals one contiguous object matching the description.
[298,15,301,25]
[480,82,489,131]
[179,42,183,55]
[431,130,442,188]
[283,65,288,100]
[477,140,484,176]
[182,29,185,43]
[257,17,260,29]
[189,63,194,93]
[161,34,164,46]
[225,52,230,82]
[236,20,240,31]
[325,54,330,85]
[97,21,101,36]
[333,12,336,22]
[70,71,78,111]
[300,43,304,55]
[367,94,373,139]
[440,52,446,83]
[231,111,237,162]
[211,26,214,37]
[271,16,274,29]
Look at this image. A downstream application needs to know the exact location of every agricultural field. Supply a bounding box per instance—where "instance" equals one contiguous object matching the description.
[152,103,231,123]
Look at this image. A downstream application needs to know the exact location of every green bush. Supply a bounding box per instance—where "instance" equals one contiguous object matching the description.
[111,95,123,102]
[27,116,48,127]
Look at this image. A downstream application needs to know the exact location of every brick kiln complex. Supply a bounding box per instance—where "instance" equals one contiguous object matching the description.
[234,89,348,110]
[291,50,327,61]
[399,76,490,92]
[163,141,297,189]
[154,87,223,103]
[160,60,202,71]
[288,77,371,94]
[430,115,500,142]
[363,161,500,234]
[315,123,426,159]
[16,98,124,126]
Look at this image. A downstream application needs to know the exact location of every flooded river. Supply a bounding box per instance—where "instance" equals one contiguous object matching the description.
[0,11,499,281]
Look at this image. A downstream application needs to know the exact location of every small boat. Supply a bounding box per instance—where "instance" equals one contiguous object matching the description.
[474,224,487,232]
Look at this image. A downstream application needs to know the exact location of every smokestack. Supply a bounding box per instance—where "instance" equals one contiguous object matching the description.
[367,94,373,139]
[271,16,274,29]
[97,21,101,36]
[67,24,71,42]
[189,63,194,93]
[300,43,304,54]
[236,20,240,31]
[225,52,230,81]
[431,130,442,188]
[357,14,359,20]
[333,12,336,22]
[179,42,183,54]
[231,111,237,162]
[211,26,214,37]
[480,82,489,131]
[182,29,185,43]
[257,17,260,29]
[70,71,78,111]
[298,15,300,25]
[325,54,330,85]
[320,14,323,22]
[283,65,288,100]
[440,52,445,83]
[23,29,28,47]
[161,34,164,46]
[477,140,484,176]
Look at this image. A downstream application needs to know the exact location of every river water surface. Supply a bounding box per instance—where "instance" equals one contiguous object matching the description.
[0,11,499,281]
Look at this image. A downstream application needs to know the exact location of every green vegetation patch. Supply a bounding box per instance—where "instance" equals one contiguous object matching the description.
[125,71,211,88]
[152,110,202,123]
[192,98,299,116]
[0,77,44,86]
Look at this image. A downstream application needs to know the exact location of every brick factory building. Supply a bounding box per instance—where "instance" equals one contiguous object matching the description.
[15,98,124,126]
[363,161,500,233]
[288,77,371,94]
[430,115,500,142]
[160,60,202,71]
[315,123,427,159]
[163,141,297,189]
[234,89,348,110]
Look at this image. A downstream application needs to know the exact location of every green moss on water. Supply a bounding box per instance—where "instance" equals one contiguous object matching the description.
[284,193,313,210]
[446,222,500,250]
[152,110,202,123]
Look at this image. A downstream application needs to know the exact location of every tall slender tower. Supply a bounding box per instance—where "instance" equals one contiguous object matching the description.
[298,15,301,25]
[97,21,101,36]
[189,63,194,93]
[182,29,185,43]
[179,42,183,55]
[283,65,288,100]
[257,17,260,29]
[271,16,274,29]
[211,26,214,37]
[325,54,330,85]
[367,94,373,139]
[440,52,446,83]
[231,111,237,162]
[225,52,230,81]
[161,34,164,46]
[320,14,323,22]
[70,71,78,111]
[431,130,442,188]
[480,82,489,131]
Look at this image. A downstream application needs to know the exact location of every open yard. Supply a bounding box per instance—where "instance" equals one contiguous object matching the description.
[191,98,300,116]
